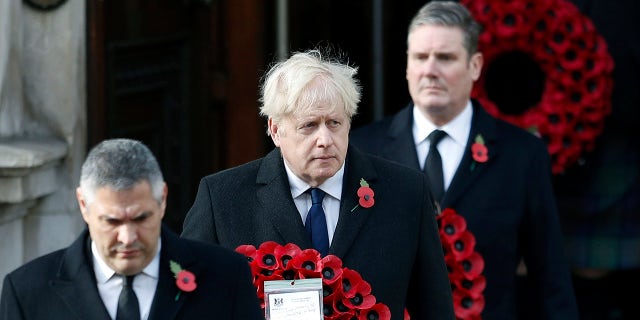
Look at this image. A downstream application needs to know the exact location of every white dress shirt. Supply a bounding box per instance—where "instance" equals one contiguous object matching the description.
[413,101,473,191]
[284,160,344,245]
[92,238,161,320]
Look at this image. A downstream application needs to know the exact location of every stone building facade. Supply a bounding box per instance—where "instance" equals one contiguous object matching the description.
[0,0,86,291]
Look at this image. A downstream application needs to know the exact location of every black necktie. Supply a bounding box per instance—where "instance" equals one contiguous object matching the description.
[424,129,447,202]
[116,275,140,320]
[305,188,329,256]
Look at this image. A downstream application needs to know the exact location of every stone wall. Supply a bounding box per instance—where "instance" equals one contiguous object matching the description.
[0,0,86,291]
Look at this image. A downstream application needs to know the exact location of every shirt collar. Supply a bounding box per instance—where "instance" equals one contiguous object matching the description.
[413,101,473,148]
[284,160,344,201]
[92,237,162,283]
[413,106,435,146]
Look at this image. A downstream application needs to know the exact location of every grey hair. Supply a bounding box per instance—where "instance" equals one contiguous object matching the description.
[259,49,361,136]
[407,1,481,56]
[79,138,165,204]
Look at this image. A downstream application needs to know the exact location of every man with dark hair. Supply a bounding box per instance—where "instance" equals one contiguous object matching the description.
[0,138,263,320]
[351,1,578,319]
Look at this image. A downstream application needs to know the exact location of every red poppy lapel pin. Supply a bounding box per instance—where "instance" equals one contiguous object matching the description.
[351,178,375,212]
[170,260,197,301]
[470,134,489,171]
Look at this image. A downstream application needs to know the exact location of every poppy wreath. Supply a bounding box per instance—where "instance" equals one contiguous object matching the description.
[460,0,614,174]
[438,208,485,320]
[236,241,391,320]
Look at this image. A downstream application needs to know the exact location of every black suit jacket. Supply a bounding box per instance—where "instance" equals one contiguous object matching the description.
[0,226,263,320]
[181,146,455,320]
[350,101,579,320]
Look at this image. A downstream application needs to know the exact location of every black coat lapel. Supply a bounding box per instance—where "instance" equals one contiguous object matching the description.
[148,227,192,320]
[256,148,313,248]
[382,105,422,170]
[330,146,378,258]
[50,229,112,319]
[442,101,499,207]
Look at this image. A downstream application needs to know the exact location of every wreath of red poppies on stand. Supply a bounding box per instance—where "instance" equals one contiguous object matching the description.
[236,241,391,320]
[460,0,614,174]
[437,208,485,320]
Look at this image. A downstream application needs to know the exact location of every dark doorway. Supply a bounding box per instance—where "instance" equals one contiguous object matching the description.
[87,0,268,233]
[285,0,428,127]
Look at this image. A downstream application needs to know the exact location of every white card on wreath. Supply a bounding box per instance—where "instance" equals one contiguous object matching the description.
[264,278,323,320]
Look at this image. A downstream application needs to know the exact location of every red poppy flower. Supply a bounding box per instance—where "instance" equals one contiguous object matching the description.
[453,288,485,320]
[493,1,529,39]
[352,178,375,212]
[471,134,488,164]
[275,242,303,269]
[460,252,485,280]
[340,269,365,298]
[450,231,476,261]
[169,260,198,300]
[340,272,375,310]
[236,244,257,261]
[342,288,376,310]
[255,246,281,271]
[288,249,322,278]
[359,303,391,320]
[321,255,344,284]
[439,209,467,243]
[175,270,197,292]
[357,186,375,208]
[453,275,486,298]
[471,143,488,163]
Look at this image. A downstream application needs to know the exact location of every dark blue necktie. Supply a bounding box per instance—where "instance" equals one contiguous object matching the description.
[424,129,447,202]
[116,275,140,320]
[305,188,329,256]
